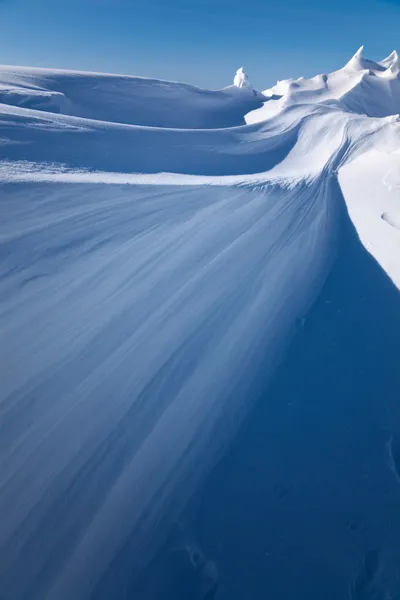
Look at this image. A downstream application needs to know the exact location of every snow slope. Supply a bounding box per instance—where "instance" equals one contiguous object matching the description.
[1,51,400,600]
[247,46,400,121]
[0,65,266,129]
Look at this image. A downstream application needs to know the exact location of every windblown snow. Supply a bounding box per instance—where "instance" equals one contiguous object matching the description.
[1,49,400,600]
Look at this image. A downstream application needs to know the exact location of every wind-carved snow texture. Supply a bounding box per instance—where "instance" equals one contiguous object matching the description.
[247,45,400,121]
[1,50,400,600]
[233,67,252,89]
[0,66,266,129]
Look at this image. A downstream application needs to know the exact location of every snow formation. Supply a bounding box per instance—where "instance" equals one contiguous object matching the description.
[248,45,400,120]
[1,49,400,600]
[0,66,265,129]
[233,66,252,89]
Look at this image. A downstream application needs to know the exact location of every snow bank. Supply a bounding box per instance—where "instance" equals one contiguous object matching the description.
[340,147,400,287]
[0,103,344,600]
[247,46,400,122]
[0,65,265,129]
[1,47,400,599]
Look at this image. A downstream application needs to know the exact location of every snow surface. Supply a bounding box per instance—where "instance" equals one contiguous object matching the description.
[1,50,400,600]
[0,65,266,129]
[233,67,252,90]
[247,45,400,121]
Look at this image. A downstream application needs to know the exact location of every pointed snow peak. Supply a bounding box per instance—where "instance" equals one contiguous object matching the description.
[344,45,385,73]
[345,45,365,69]
[380,50,400,77]
[381,50,397,66]
[389,50,400,69]
[355,45,364,58]
[344,46,366,70]
[234,67,252,90]
[388,54,400,76]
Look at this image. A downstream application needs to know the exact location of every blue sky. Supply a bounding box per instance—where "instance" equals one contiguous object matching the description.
[1,0,399,89]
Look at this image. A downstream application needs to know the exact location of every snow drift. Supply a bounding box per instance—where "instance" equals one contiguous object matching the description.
[0,65,266,129]
[1,49,400,600]
[247,45,400,121]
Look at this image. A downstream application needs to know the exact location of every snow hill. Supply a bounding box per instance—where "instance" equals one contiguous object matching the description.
[1,52,400,600]
[247,46,400,121]
[0,65,266,128]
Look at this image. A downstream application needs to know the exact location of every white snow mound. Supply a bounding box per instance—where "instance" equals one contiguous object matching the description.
[247,46,400,122]
[1,47,400,600]
[0,65,266,129]
[234,67,252,89]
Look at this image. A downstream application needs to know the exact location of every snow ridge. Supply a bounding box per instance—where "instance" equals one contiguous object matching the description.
[0,49,400,600]
[248,46,400,122]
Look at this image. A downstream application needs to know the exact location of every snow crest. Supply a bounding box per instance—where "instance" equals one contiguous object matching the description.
[1,48,400,600]
[248,46,400,122]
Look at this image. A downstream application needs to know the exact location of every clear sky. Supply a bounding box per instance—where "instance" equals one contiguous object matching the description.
[1,0,399,89]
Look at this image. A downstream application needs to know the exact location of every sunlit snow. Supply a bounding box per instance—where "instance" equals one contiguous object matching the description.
[1,49,400,600]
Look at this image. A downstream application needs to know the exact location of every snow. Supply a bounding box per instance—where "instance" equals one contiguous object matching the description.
[233,67,252,89]
[1,48,400,599]
[0,65,266,129]
[339,147,400,287]
[247,45,400,122]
